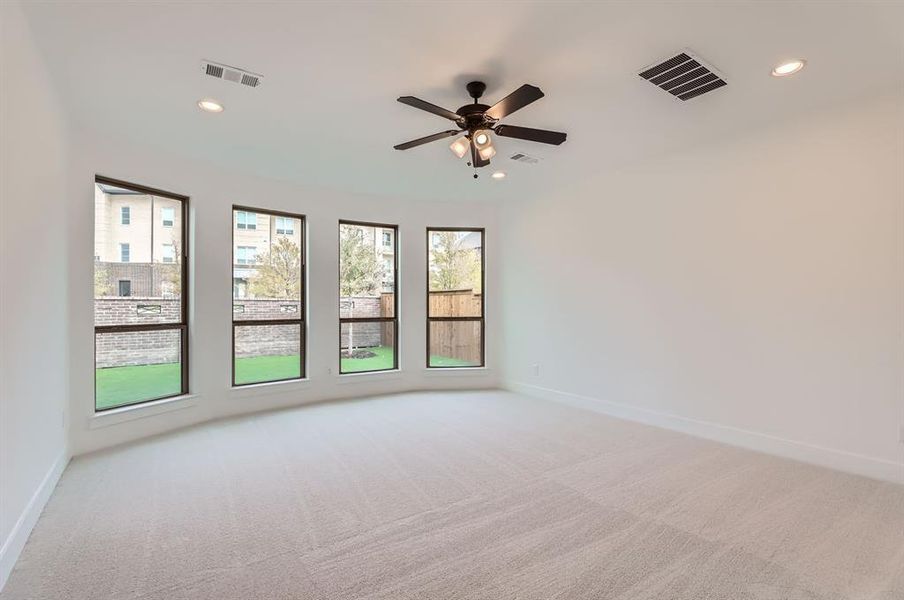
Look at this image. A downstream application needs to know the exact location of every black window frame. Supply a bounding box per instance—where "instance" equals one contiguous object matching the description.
[339,220,399,375]
[232,205,306,387]
[117,279,131,297]
[426,227,485,369]
[94,175,189,412]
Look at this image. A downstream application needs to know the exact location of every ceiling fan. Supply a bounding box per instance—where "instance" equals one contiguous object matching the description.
[393,81,567,175]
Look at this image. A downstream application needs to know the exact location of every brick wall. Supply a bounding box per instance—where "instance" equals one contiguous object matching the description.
[95,295,392,368]
[96,262,180,297]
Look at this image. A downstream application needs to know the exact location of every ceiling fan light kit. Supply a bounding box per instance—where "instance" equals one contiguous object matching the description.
[394,80,567,177]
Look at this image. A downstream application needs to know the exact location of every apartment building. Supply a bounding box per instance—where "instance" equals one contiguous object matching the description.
[94,182,182,297]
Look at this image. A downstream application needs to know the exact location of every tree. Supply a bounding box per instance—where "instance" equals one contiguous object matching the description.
[249,237,301,299]
[94,263,112,297]
[160,240,181,297]
[429,231,481,293]
[339,225,383,353]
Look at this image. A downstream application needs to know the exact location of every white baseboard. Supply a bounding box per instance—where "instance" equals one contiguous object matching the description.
[505,380,904,485]
[0,451,69,591]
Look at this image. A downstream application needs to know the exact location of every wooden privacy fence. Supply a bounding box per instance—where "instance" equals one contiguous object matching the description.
[380,292,395,348]
[344,290,481,358]
[428,289,481,318]
[428,289,482,362]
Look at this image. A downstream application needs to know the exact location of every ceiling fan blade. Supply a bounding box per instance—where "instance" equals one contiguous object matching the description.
[470,137,490,168]
[494,124,567,145]
[393,129,463,150]
[484,84,544,120]
[397,96,462,121]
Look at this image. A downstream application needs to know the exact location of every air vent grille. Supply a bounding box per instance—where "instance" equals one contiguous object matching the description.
[510,153,540,165]
[639,51,726,101]
[201,60,263,89]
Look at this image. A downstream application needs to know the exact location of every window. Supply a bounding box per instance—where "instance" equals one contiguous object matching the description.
[339,221,398,374]
[427,228,484,368]
[235,246,257,265]
[161,206,174,227]
[232,207,304,386]
[276,216,294,235]
[236,210,257,230]
[382,231,392,247]
[94,176,188,411]
[120,206,130,225]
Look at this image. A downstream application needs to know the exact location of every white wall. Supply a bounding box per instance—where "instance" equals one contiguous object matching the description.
[67,130,500,455]
[0,0,71,588]
[502,92,904,483]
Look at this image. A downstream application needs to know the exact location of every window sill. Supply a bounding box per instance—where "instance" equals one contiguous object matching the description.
[230,378,311,398]
[337,369,402,384]
[423,366,490,377]
[89,394,198,429]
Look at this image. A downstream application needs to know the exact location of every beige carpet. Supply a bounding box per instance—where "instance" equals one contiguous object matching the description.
[3,390,903,600]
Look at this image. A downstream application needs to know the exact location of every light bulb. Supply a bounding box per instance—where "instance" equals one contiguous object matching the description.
[197,99,224,113]
[475,132,489,146]
[478,144,496,161]
[449,137,469,159]
[771,60,806,77]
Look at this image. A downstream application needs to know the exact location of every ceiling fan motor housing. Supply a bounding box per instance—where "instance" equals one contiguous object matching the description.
[455,103,496,134]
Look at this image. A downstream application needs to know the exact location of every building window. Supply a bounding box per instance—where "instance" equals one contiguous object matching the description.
[235,246,257,265]
[161,206,175,227]
[339,221,398,374]
[427,228,484,368]
[382,230,392,247]
[276,216,294,235]
[94,176,188,411]
[232,207,304,386]
[121,206,130,225]
[236,210,257,230]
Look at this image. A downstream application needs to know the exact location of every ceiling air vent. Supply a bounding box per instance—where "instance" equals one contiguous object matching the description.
[510,153,541,165]
[638,51,726,101]
[201,60,263,89]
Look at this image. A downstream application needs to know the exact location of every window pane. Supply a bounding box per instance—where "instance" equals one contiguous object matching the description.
[234,323,302,385]
[233,211,303,320]
[340,321,395,373]
[95,329,182,410]
[95,183,184,325]
[428,320,482,367]
[428,230,482,317]
[339,223,395,318]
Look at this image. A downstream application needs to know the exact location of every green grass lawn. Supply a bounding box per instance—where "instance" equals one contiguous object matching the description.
[96,348,478,410]
[234,354,302,386]
[341,345,395,373]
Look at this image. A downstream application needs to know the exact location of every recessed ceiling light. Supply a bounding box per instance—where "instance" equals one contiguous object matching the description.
[491,171,506,179]
[197,99,224,113]
[771,59,806,77]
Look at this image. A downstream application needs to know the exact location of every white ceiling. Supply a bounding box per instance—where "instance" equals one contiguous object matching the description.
[22,1,904,202]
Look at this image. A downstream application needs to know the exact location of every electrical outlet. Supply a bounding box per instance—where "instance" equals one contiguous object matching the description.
[531,363,540,377]
[327,367,333,376]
